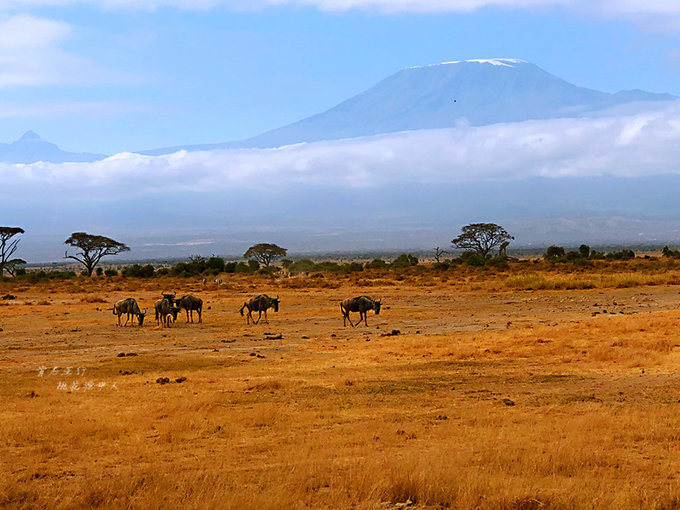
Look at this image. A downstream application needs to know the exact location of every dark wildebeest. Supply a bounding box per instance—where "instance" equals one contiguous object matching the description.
[113,298,147,327]
[160,291,176,306]
[155,297,180,328]
[176,295,203,323]
[239,294,279,325]
[340,296,381,327]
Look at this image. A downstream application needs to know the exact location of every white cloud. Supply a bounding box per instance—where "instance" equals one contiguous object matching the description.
[4,101,680,198]
[0,15,125,88]
[2,0,680,16]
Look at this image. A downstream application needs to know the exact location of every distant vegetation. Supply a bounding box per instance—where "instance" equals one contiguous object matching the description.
[5,223,680,283]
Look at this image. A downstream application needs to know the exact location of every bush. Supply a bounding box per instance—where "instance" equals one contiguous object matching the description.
[342,262,364,273]
[104,269,118,277]
[486,255,509,269]
[579,244,591,258]
[461,251,486,267]
[234,262,251,273]
[288,259,317,274]
[315,261,341,272]
[365,258,388,269]
[122,264,155,278]
[96,267,103,276]
[248,260,260,272]
[205,256,225,274]
[662,246,680,258]
[544,245,566,260]
[280,259,293,269]
[259,266,281,276]
[391,253,419,268]
[605,249,635,261]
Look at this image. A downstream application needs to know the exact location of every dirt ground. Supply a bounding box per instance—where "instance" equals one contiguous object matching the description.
[3,271,680,509]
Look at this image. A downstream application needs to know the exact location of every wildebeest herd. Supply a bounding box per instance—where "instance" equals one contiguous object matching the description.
[112,292,381,328]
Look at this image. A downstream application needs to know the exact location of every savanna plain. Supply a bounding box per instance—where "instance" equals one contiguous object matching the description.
[5,260,680,509]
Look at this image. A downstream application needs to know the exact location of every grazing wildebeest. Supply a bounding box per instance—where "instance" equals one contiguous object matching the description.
[155,297,180,328]
[113,298,147,327]
[340,296,381,327]
[176,295,203,323]
[239,294,280,325]
[160,291,176,306]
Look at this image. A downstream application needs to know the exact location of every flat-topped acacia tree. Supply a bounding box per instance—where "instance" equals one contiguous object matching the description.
[452,223,513,258]
[0,227,25,276]
[64,232,130,276]
[243,243,287,267]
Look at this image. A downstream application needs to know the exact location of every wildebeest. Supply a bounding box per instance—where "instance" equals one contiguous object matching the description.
[340,296,381,327]
[176,295,203,323]
[160,291,176,305]
[239,294,280,325]
[113,298,147,327]
[155,297,180,328]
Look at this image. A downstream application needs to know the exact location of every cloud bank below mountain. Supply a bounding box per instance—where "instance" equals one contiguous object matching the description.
[4,101,680,200]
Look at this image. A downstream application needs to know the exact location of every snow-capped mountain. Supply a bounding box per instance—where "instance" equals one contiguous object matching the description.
[142,58,676,155]
[0,130,105,164]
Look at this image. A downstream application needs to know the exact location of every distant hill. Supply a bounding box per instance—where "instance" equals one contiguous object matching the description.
[0,131,106,164]
[141,58,676,155]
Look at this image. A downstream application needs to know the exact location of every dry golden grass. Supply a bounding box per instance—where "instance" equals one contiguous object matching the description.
[3,266,680,508]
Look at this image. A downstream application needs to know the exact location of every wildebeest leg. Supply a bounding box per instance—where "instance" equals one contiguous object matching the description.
[263,309,269,324]
[124,313,130,326]
[189,310,194,323]
[198,308,202,323]
[185,309,190,323]
[254,310,262,325]
[117,313,122,327]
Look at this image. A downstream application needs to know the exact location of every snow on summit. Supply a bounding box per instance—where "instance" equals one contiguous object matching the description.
[412,58,528,69]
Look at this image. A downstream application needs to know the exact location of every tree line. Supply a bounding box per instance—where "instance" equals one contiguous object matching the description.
[1,223,676,278]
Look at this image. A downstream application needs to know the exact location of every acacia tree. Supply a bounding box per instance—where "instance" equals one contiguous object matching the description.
[0,227,25,276]
[452,223,513,258]
[243,243,287,267]
[434,247,448,263]
[64,232,130,276]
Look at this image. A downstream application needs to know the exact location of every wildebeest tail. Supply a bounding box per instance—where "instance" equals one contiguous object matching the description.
[239,304,245,316]
[112,305,116,315]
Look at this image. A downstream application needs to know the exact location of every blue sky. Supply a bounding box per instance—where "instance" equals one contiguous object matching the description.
[1,1,680,154]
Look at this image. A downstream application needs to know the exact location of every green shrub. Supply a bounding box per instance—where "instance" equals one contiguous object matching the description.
[605,249,635,261]
[461,251,485,267]
[342,262,364,273]
[235,262,251,273]
[544,245,566,260]
[486,255,509,269]
[104,269,118,277]
[205,256,225,274]
[122,264,155,278]
[365,258,388,269]
[288,259,317,274]
[391,253,419,268]
[315,261,341,272]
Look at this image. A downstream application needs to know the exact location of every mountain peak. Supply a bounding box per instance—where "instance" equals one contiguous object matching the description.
[18,130,41,142]
[410,58,528,70]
